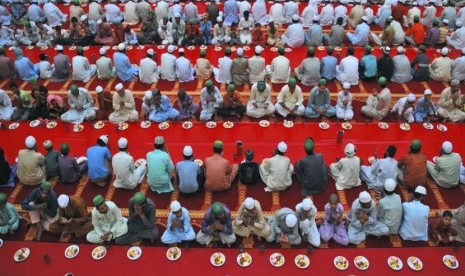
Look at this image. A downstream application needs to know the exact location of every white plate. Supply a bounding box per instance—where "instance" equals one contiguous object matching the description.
[407,256,423,271]
[387,256,403,271]
[443,255,459,269]
[318,46,325,51]
[211,252,225,267]
[73,124,84,132]
[223,121,234,129]
[140,121,151,129]
[118,123,128,131]
[65,245,79,259]
[294,254,310,269]
[8,122,19,130]
[14,248,30,262]
[283,120,294,128]
[83,46,90,51]
[334,47,342,52]
[270,47,278,52]
[243,46,251,51]
[29,120,40,127]
[237,252,252,267]
[94,121,104,129]
[69,46,76,50]
[46,121,57,129]
[77,156,87,164]
[284,48,292,53]
[194,159,203,166]
[259,120,270,127]
[92,246,107,260]
[137,45,145,50]
[187,46,195,50]
[0,238,3,248]
[135,158,146,167]
[269,253,285,267]
[341,122,352,130]
[127,246,142,261]
[159,122,170,130]
[437,124,448,132]
[354,256,369,270]
[400,123,410,131]
[378,122,389,129]
[206,121,217,128]
[334,256,349,270]
[319,122,330,130]
[182,121,193,129]
[423,122,433,130]
[166,247,181,261]
[157,45,165,50]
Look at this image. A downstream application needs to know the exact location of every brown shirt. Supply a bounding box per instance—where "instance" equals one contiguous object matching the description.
[398,152,427,190]
[60,195,89,221]
[0,56,16,80]
[428,217,454,243]
[222,91,244,108]
[391,5,405,23]
[204,153,233,192]
[97,91,114,120]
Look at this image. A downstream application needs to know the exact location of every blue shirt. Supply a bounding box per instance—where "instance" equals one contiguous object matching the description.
[146,149,174,193]
[361,54,377,78]
[113,52,135,81]
[320,56,337,80]
[399,200,430,241]
[414,96,436,116]
[224,0,239,25]
[155,95,174,114]
[200,20,212,36]
[309,87,330,109]
[352,23,370,45]
[87,145,111,180]
[176,160,201,194]
[21,188,58,218]
[15,56,38,81]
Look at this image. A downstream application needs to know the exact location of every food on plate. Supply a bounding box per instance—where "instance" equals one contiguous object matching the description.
[159,122,169,130]
[319,122,329,129]
[140,120,151,128]
[182,121,193,129]
[259,120,270,127]
[295,254,309,268]
[118,123,128,130]
[167,247,181,260]
[283,120,294,128]
[378,122,389,129]
[334,256,348,270]
[400,123,410,130]
[15,248,29,261]
[9,122,19,129]
[354,256,369,270]
[206,121,217,128]
[92,246,106,259]
[388,256,402,270]
[73,124,84,132]
[408,256,422,271]
[238,252,251,266]
[223,121,234,128]
[423,122,433,130]
[211,253,225,266]
[437,124,447,131]
[270,253,284,266]
[342,122,352,130]
[128,247,140,259]
[65,245,79,258]
[30,120,40,127]
[443,255,458,269]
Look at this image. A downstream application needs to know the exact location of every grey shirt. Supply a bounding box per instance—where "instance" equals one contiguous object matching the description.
[295,154,328,195]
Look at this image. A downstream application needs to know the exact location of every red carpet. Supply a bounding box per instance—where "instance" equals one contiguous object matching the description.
[0,241,464,276]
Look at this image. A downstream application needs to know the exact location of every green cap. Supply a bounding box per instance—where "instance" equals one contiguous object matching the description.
[433,18,439,25]
[307,46,315,54]
[419,45,426,51]
[77,46,84,54]
[365,45,372,53]
[288,77,296,85]
[40,181,52,191]
[327,46,334,54]
[211,202,225,215]
[225,48,231,54]
[70,84,79,94]
[278,47,285,54]
[304,138,314,151]
[60,143,70,154]
[257,81,266,91]
[414,15,420,21]
[0,47,4,54]
[163,14,169,20]
[190,19,196,24]
[74,0,80,4]
[214,140,223,149]
[411,139,422,151]
[93,194,104,206]
[200,49,206,56]
[132,192,146,205]
[205,79,213,88]
[378,77,387,85]
[29,77,37,84]
[386,16,392,24]
[319,79,327,86]
[23,21,31,28]
[0,193,7,203]
[227,83,235,92]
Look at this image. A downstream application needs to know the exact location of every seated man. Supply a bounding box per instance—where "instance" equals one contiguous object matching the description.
[426,141,462,188]
[330,143,361,190]
[266,207,301,245]
[21,181,58,241]
[377,179,402,235]
[204,140,238,192]
[437,79,465,122]
[360,145,398,192]
[10,82,32,122]
[0,89,14,121]
[213,48,233,84]
[361,77,392,120]
[72,47,97,82]
[87,135,112,187]
[196,202,236,247]
[233,197,271,239]
[246,81,275,118]
[109,83,138,123]
[200,80,223,121]
[116,192,158,244]
[319,194,349,246]
[336,83,354,121]
[49,194,93,239]
[176,146,204,194]
[347,191,389,244]
[194,50,213,79]
[175,48,195,83]
[429,210,455,245]
[399,186,430,241]
[391,93,416,123]
[274,78,305,118]
[147,136,174,193]
[336,46,359,85]
[260,141,293,192]
[295,138,328,195]
[95,86,113,120]
[217,84,246,119]
[161,200,196,245]
[60,84,96,124]
[113,43,139,81]
[266,47,290,84]
[177,89,199,121]
[452,201,465,243]
[397,139,427,190]
[112,138,147,190]
[17,136,45,186]
[295,198,320,248]
[429,47,452,82]
[0,193,20,235]
[58,143,88,184]
[294,47,320,87]
[86,195,128,244]
[149,89,179,122]
[414,89,437,123]
[231,48,249,85]
[238,149,260,186]
[304,79,336,119]
[43,140,60,180]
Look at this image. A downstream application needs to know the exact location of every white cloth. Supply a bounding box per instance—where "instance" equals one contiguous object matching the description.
[87,201,128,243]
[282,23,305,48]
[283,1,299,24]
[0,89,13,121]
[320,4,335,26]
[391,96,414,123]
[160,53,177,81]
[104,3,124,23]
[259,155,294,192]
[61,88,96,124]
[238,17,254,44]
[72,56,97,82]
[175,56,195,83]
[112,151,147,189]
[336,56,359,85]
[251,0,268,25]
[139,57,159,84]
[301,4,318,28]
[266,55,290,83]
[247,56,266,84]
[269,3,285,24]
[213,56,233,83]
[330,156,362,190]
[295,202,320,247]
[336,91,353,120]
[109,90,139,123]
[124,1,139,25]
[44,3,67,27]
[39,60,54,79]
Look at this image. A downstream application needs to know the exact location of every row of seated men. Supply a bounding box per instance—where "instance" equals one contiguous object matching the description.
[1,71,465,123]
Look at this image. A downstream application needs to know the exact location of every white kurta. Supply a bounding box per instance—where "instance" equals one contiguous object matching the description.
[266,55,290,84]
[109,90,139,123]
[72,56,97,82]
[301,4,318,28]
[86,201,128,243]
[248,56,266,84]
[39,60,54,79]
[139,57,159,84]
[336,91,353,120]
[238,17,254,44]
[175,57,195,83]
[330,156,362,190]
[160,53,176,81]
[259,155,294,192]
[320,4,335,26]
[282,23,305,48]
[269,3,284,24]
[296,202,320,247]
[213,56,233,83]
[112,151,147,189]
[60,88,96,124]
[0,89,13,121]
[336,56,359,85]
